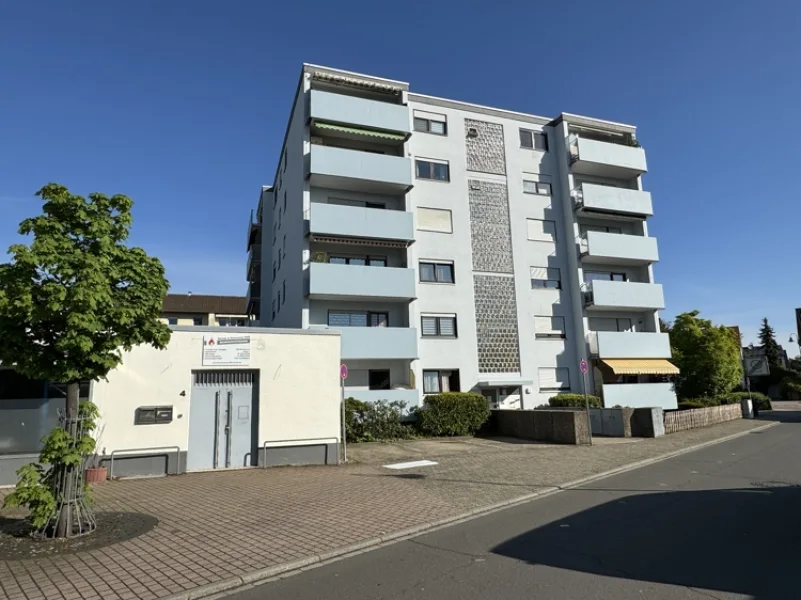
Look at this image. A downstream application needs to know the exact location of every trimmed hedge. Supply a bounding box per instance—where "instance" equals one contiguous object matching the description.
[344,398,416,443]
[548,393,602,408]
[417,392,490,437]
[677,392,772,411]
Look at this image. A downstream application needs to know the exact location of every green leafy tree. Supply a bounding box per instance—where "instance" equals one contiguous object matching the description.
[758,317,782,367]
[0,183,171,537]
[670,311,742,399]
[659,318,672,333]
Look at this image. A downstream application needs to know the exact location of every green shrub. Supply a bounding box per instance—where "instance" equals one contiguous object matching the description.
[417,392,490,437]
[780,379,801,399]
[677,400,707,410]
[548,393,602,408]
[716,391,771,411]
[344,398,416,443]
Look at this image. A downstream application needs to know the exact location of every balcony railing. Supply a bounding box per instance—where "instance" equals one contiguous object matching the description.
[310,89,410,135]
[579,231,659,265]
[247,209,261,251]
[247,245,262,282]
[308,144,413,193]
[307,203,414,244]
[306,262,416,300]
[568,133,647,177]
[588,331,672,359]
[572,183,653,219]
[337,327,418,360]
[584,279,665,311]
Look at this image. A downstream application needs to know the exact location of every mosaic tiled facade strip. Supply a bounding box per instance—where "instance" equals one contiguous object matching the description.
[473,274,521,373]
[465,118,507,175]
[468,179,514,274]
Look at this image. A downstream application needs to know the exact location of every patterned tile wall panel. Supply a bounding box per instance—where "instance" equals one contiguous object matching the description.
[465,119,507,175]
[473,275,521,373]
[468,179,514,274]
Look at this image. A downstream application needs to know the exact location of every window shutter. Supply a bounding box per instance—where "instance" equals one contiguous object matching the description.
[438,317,456,336]
[530,266,549,281]
[417,208,453,233]
[328,312,351,327]
[526,219,557,242]
[421,316,439,336]
[413,117,428,132]
[538,367,557,390]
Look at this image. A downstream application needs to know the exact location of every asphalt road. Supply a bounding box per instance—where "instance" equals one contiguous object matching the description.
[229,413,801,600]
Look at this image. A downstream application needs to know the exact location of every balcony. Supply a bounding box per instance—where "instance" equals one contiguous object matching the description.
[247,244,262,282]
[307,203,414,244]
[247,209,261,251]
[306,262,416,301]
[246,281,261,320]
[580,231,659,266]
[310,90,410,136]
[568,134,647,178]
[585,280,665,312]
[337,327,418,360]
[308,145,413,194]
[344,388,420,406]
[601,382,677,410]
[589,331,671,359]
[573,183,652,220]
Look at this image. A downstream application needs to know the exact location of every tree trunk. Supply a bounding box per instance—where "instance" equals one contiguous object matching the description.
[55,382,81,538]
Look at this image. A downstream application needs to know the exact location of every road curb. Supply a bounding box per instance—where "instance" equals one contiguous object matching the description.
[159,421,777,600]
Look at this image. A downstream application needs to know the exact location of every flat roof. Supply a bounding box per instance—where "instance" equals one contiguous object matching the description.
[170,325,340,336]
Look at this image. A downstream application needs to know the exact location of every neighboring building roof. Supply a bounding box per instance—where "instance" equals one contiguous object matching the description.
[162,294,248,315]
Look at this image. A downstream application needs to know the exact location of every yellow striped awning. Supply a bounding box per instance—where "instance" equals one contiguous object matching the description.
[601,359,680,375]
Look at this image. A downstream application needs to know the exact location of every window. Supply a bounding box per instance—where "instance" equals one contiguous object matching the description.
[368,370,391,391]
[417,207,453,233]
[272,223,277,245]
[531,266,561,289]
[328,255,386,266]
[277,291,281,311]
[272,261,276,282]
[526,219,557,242]
[421,315,457,338]
[282,235,286,259]
[419,261,454,283]
[135,406,173,425]
[278,207,282,229]
[423,370,460,394]
[538,367,570,392]
[282,280,286,304]
[413,111,447,135]
[283,190,287,211]
[584,271,627,283]
[523,179,552,196]
[580,224,623,235]
[588,317,633,332]
[415,159,450,181]
[327,311,388,327]
[192,317,203,326]
[534,316,566,339]
[218,317,247,327]
[271,300,276,321]
[278,252,282,270]
[282,150,287,172]
[167,317,178,325]
[520,129,549,151]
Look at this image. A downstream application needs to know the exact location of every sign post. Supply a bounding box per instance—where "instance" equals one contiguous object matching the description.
[580,359,593,446]
[340,364,348,463]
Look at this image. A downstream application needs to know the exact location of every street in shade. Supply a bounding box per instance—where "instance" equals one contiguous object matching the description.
[230,409,801,600]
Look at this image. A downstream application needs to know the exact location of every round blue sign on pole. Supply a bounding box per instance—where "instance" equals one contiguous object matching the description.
[580,359,588,374]
[340,364,348,380]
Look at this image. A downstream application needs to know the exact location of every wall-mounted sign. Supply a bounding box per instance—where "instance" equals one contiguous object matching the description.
[202,335,251,366]
[744,356,769,377]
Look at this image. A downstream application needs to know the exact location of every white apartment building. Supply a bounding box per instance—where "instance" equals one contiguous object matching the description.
[245,64,679,410]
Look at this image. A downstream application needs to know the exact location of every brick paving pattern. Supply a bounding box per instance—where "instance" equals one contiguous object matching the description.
[0,419,766,600]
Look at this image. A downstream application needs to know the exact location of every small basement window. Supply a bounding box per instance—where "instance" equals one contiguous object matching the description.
[135,406,174,425]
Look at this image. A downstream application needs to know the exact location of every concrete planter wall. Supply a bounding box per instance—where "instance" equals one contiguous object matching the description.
[492,409,591,445]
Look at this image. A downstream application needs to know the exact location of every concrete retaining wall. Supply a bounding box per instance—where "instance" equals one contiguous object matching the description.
[590,407,665,438]
[492,409,591,445]
[664,404,742,434]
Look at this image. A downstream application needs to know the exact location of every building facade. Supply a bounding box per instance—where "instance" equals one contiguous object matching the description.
[246,64,677,410]
[162,294,252,327]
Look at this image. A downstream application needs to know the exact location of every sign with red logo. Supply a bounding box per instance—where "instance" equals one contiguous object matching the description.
[203,335,250,366]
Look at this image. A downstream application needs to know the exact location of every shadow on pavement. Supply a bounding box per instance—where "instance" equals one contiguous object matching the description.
[755,410,801,423]
[492,484,801,599]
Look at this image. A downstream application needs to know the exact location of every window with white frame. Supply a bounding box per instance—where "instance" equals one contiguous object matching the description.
[415,159,450,181]
[327,311,389,328]
[580,224,623,235]
[588,317,633,332]
[538,367,570,392]
[423,369,460,394]
[534,316,566,339]
[421,314,457,338]
[413,110,447,135]
[523,179,552,196]
[526,219,557,242]
[531,266,561,289]
[419,260,454,283]
[417,207,453,233]
[519,129,549,151]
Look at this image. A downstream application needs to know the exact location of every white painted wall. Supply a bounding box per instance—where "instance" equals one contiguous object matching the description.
[91,328,342,456]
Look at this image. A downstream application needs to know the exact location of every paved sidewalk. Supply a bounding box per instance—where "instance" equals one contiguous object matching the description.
[0,419,769,600]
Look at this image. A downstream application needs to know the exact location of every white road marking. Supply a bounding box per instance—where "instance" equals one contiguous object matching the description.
[383,460,438,470]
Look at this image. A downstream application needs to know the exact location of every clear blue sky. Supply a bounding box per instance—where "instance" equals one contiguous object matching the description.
[1,0,799,348]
